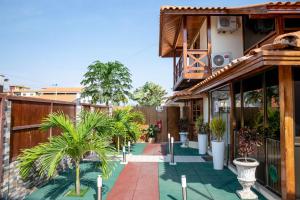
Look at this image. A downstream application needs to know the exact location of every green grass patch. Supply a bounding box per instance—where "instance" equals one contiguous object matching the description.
[65,187,89,197]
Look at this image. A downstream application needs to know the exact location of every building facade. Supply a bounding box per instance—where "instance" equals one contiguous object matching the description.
[159,2,300,199]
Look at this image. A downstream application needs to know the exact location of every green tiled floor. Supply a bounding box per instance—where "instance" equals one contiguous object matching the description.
[159,162,267,200]
[25,161,124,200]
[173,143,200,155]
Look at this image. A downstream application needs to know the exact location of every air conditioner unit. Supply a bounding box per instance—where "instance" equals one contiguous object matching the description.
[211,52,232,69]
[217,16,238,33]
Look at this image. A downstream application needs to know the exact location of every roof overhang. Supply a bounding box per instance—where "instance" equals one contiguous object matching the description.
[191,50,300,94]
[159,2,300,57]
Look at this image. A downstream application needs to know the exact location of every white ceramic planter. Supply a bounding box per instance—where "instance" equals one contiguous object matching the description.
[179,132,188,142]
[179,132,188,148]
[233,158,259,200]
[198,134,207,155]
[211,140,225,170]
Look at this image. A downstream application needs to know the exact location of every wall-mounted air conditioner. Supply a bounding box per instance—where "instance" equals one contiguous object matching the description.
[211,52,232,70]
[217,16,238,33]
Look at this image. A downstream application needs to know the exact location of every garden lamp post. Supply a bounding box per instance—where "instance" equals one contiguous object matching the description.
[128,141,131,155]
[168,133,171,155]
[181,175,187,200]
[121,146,127,164]
[170,137,176,165]
[97,175,102,200]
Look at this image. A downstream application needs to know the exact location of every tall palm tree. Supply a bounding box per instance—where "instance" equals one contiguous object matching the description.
[17,111,114,196]
[81,60,132,105]
[112,107,144,152]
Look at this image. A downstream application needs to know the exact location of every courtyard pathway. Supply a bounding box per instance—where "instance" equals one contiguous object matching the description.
[25,143,267,200]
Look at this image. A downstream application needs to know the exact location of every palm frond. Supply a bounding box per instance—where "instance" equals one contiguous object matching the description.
[41,112,78,142]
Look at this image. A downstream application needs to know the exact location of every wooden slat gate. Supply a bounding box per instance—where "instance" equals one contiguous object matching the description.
[134,106,180,142]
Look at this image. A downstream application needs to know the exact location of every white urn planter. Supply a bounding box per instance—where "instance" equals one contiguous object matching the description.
[179,132,188,148]
[211,140,225,170]
[233,158,259,200]
[197,134,207,155]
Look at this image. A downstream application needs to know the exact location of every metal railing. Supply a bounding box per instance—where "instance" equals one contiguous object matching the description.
[266,138,281,195]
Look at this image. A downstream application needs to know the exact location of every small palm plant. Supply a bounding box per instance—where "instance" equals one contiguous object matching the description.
[17,111,114,196]
[195,116,209,134]
[210,117,226,142]
[112,107,144,152]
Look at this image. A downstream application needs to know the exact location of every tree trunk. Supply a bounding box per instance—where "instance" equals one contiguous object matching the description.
[75,161,80,195]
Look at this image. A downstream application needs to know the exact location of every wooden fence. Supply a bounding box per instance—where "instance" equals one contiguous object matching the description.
[0,95,109,163]
[133,106,180,142]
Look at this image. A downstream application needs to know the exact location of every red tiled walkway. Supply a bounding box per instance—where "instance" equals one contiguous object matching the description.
[107,162,159,200]
[143,143,166,155]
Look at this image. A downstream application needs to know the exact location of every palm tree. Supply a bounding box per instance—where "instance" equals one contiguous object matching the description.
[112,107,144,152]
[17,111,114,196]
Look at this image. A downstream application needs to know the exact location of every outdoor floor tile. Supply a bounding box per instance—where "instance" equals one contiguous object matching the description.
[143,143,167,155]
[25,161,124,200]
[107,162,159,200]
[159,162,266,200]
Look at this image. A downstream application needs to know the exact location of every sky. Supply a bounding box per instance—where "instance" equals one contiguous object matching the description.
[0,0,287,95]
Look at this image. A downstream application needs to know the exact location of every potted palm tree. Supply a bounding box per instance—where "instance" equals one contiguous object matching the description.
[195,116,209,155]
[147,124,159,143]
[210,117,226,170]
[178,118,189,147]
[18,111,113,197]
[233,127,262,200]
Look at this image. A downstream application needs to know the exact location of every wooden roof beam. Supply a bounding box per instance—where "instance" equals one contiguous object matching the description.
[172,17,183,49]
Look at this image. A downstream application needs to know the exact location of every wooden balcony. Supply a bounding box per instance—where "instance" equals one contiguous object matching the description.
[173,49,211,91]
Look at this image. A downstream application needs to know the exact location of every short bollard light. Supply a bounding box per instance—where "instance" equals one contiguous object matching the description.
[181,175,187,200]
[128,141,131,155]
[120,146,128,164]
[97,175,102,200]
[170,136,176,165]
[168,133,171,155]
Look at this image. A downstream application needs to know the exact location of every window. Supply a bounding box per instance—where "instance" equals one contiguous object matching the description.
[294,67,300,137]
[192,99,202,121]
[243,16,275,51]
[284,18,300,30]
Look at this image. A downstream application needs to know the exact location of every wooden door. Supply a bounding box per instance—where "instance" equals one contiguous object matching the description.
[167,106,180,141]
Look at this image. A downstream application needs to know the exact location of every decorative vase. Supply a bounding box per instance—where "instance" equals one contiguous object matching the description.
[179,132,188,148]
[211,140,225,170]
[198,133,207,155]
[233,158,259,200]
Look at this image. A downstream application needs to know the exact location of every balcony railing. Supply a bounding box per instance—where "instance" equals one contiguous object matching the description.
[174,49,211,90]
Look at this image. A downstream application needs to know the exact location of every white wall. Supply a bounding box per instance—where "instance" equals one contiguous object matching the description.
[210,16,244,60]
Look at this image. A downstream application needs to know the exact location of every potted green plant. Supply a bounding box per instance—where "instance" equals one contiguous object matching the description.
[210,117,226,170]
[147,124,158,143]
[233,127,262,200]
[195,116,209,155]
[178,118,189,147]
